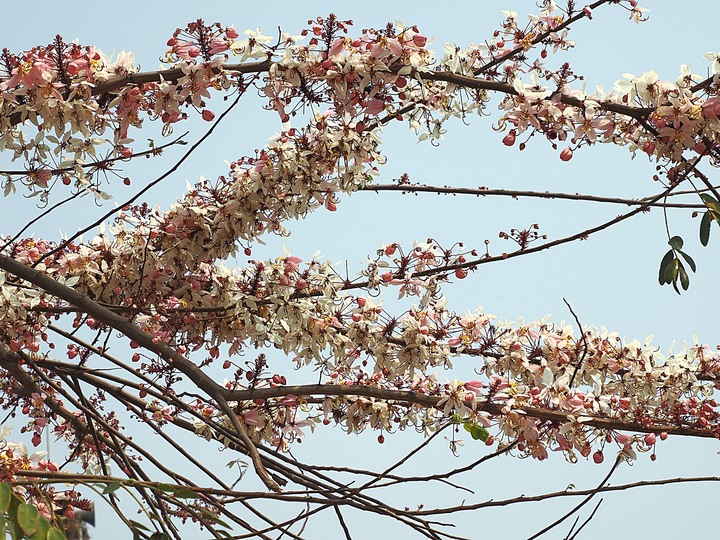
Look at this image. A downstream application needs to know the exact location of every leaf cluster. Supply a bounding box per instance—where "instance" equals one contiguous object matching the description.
[0,483,67,540]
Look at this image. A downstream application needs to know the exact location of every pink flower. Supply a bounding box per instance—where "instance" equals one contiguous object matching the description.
[412,34,428,48]
[243,408,260,426]
[5,56,53,89]
[555,433,572,450]
[35,169,52,188]
[615,433,633,446]
[173,41,201,60]
[36,459,58,472]
[464,380,485,393]
[329,38,345,57]
[208,38,229,55]
[283,255,302,273]
[365,100,385,115]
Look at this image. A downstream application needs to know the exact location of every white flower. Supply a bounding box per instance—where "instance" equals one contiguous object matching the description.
[513,76,551,100]
[704,52,720,75]
[6,441,48,464]
[230,28,273,61]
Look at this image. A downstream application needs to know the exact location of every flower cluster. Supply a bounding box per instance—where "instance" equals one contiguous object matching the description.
[0,21,242,196]
[0,426,87,526]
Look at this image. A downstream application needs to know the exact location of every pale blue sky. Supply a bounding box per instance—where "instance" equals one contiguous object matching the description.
[2,1,720,538]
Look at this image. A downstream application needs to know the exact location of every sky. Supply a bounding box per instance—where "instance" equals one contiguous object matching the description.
[2,1,720,538]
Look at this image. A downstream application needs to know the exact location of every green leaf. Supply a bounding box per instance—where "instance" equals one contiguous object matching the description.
[701,194,720,214]
[678,250,697,272]
[172,489,200,499]
[658,250,675,285]
[102,482,121,495]
[664,258,679,286]
[17,503,39,536]
[700,211,712,246]
[700,193,717,204]
[129,520,151,532]
[470,424,489,441]
[0,483,12,513]
[156,484,177,494]
[8,497,22,540]
[149,534,170,540]
[668,235,684,250]
[9,517,22,540]
[29,515,50,540]
[47,528,67,540]
[679,264,690,291]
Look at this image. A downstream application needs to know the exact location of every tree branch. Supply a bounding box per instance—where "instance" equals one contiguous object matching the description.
[362,183,706,209]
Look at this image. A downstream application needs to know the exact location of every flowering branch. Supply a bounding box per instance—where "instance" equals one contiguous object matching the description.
[4,5,720,537]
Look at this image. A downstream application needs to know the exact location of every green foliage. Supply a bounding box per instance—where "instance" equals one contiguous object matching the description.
[17,504,39,536]
[155,484,200,499]
[100,482,121,495]
[0,483,67,540]
[0,484,12,513]
[699,194,720,246]
[93,480,230,538]
[658,235,696,293]
[463,420,490,442]
[658,193,720,293]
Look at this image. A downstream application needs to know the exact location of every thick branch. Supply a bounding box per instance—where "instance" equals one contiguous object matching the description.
[223,383,718,439]
[91,60,272,95]
[0,253,223,400]
[420,68,654,120]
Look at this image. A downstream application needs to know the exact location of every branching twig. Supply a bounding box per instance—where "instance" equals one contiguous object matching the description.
[527,455,621,539]
[564,298,589,388]
[363,183,708,209]
[565,500,603,540]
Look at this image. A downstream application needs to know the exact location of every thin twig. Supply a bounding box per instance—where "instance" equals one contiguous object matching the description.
[527,455,621,539]
[566,500,603,540]
[362,183,707,209]
[564,298,589,388]
[333,505,353,540]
